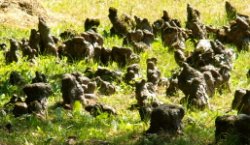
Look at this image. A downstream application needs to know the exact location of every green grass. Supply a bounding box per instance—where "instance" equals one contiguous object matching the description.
[0,0,250,145]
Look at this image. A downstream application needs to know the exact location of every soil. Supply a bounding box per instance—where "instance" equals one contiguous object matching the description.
[0,0,77,28]
[0,0,47,27]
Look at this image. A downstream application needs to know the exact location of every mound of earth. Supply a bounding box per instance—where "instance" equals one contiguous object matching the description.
[0,0,49,27]
[0,0,78,28]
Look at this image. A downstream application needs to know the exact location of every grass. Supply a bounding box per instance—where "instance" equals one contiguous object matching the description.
[0,0,250,144]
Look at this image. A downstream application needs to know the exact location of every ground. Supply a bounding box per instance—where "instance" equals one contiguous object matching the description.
[0,0,249,145]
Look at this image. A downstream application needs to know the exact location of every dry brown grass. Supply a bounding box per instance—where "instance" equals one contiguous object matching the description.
[43,0,250,27]
[1,0,249,29]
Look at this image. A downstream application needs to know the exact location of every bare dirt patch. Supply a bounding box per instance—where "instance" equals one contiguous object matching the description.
[0,0,48,27]
[0,0,78,28]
